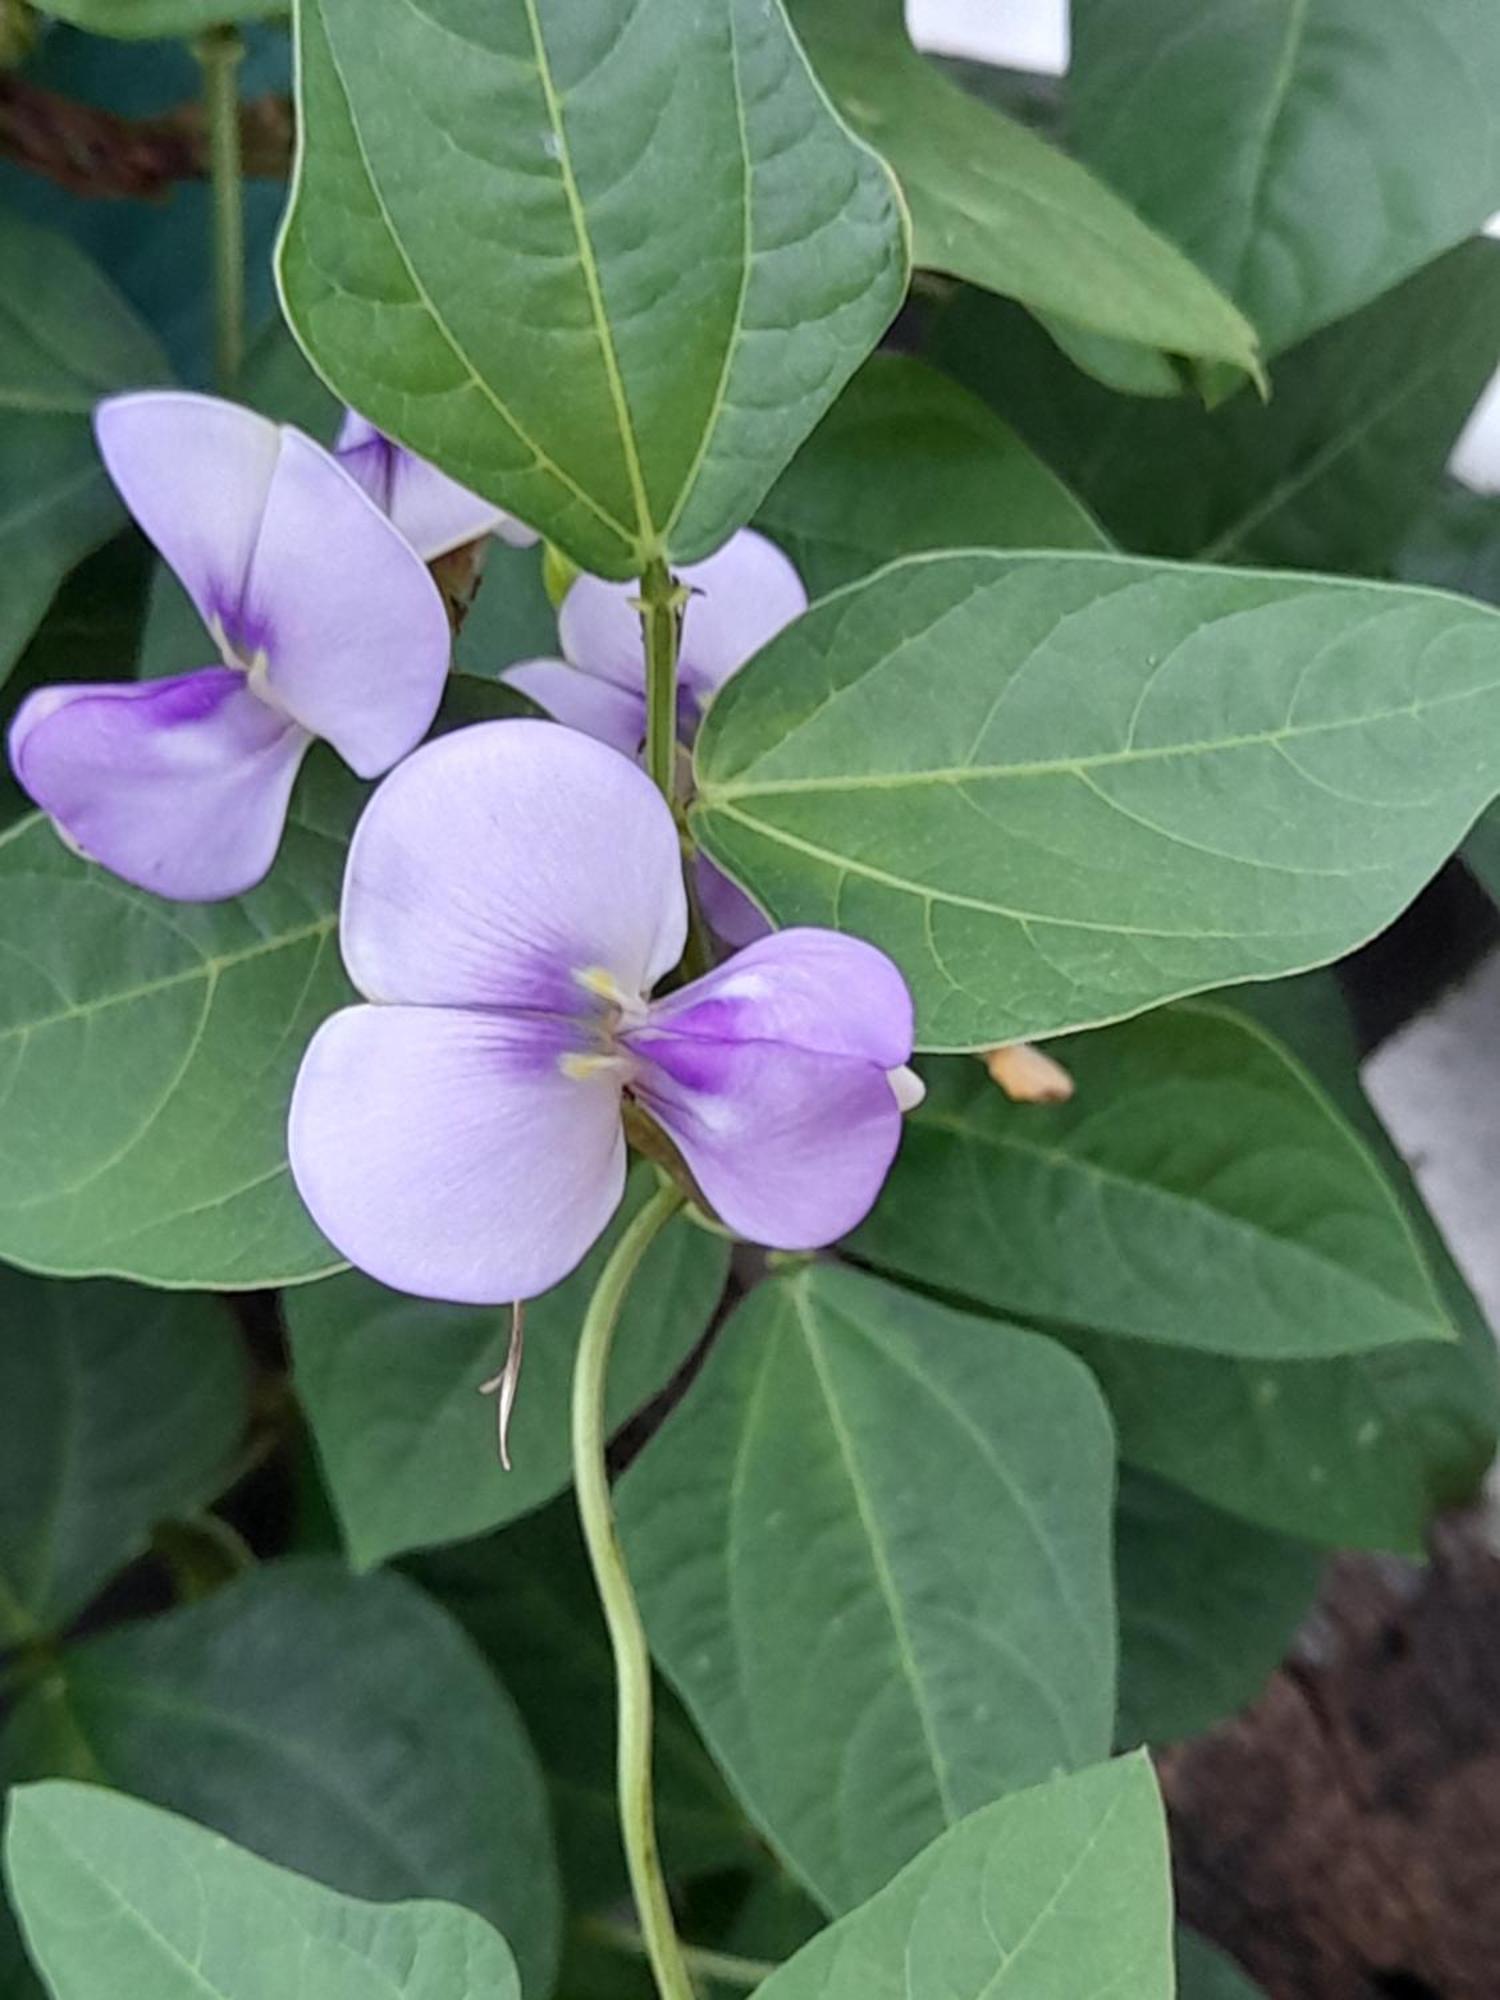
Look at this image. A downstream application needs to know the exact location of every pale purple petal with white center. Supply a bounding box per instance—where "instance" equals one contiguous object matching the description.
[693,853,771,947]
[559,529,808,710]
[501,658,645,756]
[94,391,280,643]
[289,1003,627,1304]
[628,1033,904,1249]
[8,668,310,900]
[334,409,515,561]
[645,928,914,1066]
[245,429,450,776]
[339,719,686,1011]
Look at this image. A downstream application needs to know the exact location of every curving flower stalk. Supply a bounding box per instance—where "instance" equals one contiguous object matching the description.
[288,718,921,1303]
[332,410,539,561]
[8,391,451,902]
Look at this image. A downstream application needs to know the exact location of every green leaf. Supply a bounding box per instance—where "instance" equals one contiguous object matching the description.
[0,1562,560,1996]
[1070,0,1500,355]
[35,0,288,34]
[0,207,169,689]
[1396,482,1500,901]
[933,240,1500,572]
[619,1263,1117,1914]
[0,1273,247,1647]
[1063,1294,1487,1555]
[1177,1930,1266,2000]
[754,1754,1174,2000]
[0,536,154,831]
[1400,479,1500,609]
[1038,973,1499,1553]
[278,0,908,579]
[854,1003,1453,1359]
[755,354,1106,597]
[788,0,1258,383]
[692,550,1500,1049]
[414,1498,752,1908]
[5,1782,520,2000]
[1115,1471,1322,1748]
[289,1176,728,1568]
[0,759,357,1290]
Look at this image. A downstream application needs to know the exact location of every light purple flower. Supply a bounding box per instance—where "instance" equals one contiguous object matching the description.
[9,392,451,902]
[503,527,805,758]
[288,719,922,1304]
[334,411,539,561]
[504,529,806,944]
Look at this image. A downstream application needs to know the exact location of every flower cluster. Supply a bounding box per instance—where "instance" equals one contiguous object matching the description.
[9,392,920,1298]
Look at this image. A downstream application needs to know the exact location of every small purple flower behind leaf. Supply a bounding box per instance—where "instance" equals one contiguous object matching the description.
[288,720,922,1304]
[503,527,805,757]
[503,529,806,943]
[8,391,452,902]
[333,411,539,560]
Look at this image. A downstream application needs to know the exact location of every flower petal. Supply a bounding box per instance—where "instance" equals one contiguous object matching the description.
[335,410,514,561]
[246,429,451,776]
[693,853,771,947]
[289,1003,627,1303]
[8,668,309,900]
[340,719,687,1011]
[630,1034,903,1249]
[94,391,280,641]
[559,529,808,709]
[501,658,645,756]
[645,928,914,1066]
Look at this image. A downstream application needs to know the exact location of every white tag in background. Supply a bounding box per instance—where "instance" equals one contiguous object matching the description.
[906,0,1070,74]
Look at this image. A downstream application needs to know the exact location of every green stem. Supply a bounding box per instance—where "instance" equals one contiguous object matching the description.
[640,555,681,803]
[572,1182,693,2000]
[196,26,246,390]
[586,1917,776,1991]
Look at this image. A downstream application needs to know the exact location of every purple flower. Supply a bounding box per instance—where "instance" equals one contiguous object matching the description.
[9,392,452,902]
[503,527,805,757]
[288,719,922,1304]
[504,529,806,945]
[333,411,539,560]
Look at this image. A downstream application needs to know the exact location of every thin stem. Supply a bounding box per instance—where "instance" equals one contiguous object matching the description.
[195,26,245,390]
[572,1182,692,2000]
[640,554,681,803]
[586,1917,776,1991]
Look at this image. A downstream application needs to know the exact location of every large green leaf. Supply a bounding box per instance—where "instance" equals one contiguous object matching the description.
[855,1003,1452,1359]
[754,1755,1173,2000]
[1043,973,1500,1553]
[755,354,1105,597]
[1070,0,1500,355]
[289,1177,728,1568]
[619,1264,1116,1914]
[414,1498,752,1907]
[0,207,169,689]
[1178,1931,1265,2000]
[0,1562,559,1996]
[692,550,1500,1049]
[36,0,288,32]
[1115,1472,1321,1748]
[0,1273,247,1647]
[789,0,1257,382]
[1396,482,1500,898]
[934,240,1500,573]
[278,0,908,579]
[5,1783,520,2000]
[0,759,357,1289]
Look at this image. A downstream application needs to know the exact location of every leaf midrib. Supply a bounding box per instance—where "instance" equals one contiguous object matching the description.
[910,1104,1449,1350]
[704,670,1495,800]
